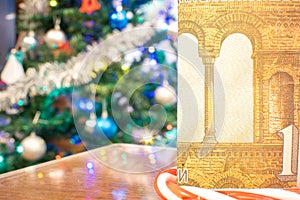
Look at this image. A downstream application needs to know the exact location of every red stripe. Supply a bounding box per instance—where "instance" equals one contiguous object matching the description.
[154,168,300,200]
[154,169,169,200]
[285,188,300,195]
[166,181,204,200]
[217,191,280,200]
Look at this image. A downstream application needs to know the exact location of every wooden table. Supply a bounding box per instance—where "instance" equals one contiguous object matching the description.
[0,144,176,200]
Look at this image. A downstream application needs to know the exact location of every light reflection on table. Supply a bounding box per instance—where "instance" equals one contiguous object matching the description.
[0,144,176,200]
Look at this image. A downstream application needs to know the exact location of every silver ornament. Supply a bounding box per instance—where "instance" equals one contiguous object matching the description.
[22,31,38,50]
[45,19,67,48]
[154,84,176,105]
[21,132,46,161]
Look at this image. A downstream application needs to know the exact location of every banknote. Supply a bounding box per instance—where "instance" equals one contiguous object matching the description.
[177,0,300,189]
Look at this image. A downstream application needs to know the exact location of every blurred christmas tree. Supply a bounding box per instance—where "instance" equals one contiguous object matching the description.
[0,0,177,173]
[18,0,153,70]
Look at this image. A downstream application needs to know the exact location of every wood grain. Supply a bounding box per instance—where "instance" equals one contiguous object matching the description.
[0,144,174,200]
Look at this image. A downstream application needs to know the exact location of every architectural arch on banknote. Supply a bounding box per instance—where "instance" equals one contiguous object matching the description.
[178,0,300,188]
[215,33,254,142]
[268,72,294,135]
[213,12,263,54]
[179,20,205,48]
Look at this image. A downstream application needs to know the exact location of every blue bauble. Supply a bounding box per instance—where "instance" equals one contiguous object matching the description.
[109,10,128,31]
[143,90,155,99]
[96,118,118,138]
[70,135,82,145]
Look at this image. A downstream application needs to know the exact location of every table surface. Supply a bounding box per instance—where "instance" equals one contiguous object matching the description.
[0,144,176,200]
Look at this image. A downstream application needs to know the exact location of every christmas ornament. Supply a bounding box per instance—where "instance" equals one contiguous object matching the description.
[94,101,118,138]
[109,8,128,31]
[1,49,25,85]
[70,134,81,145]
[143,86,155,99]
[96,117,118,139]
[0,22,156,111]
[154,81,176,105]
[80,0,101,14]
[45,18,67,49]
[22,31,38,50]
[20,132,47,161]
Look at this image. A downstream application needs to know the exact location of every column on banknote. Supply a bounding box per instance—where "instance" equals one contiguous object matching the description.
[202,55,217,143]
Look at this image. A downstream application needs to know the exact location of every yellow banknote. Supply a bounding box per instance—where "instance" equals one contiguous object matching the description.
[178,0,300,188]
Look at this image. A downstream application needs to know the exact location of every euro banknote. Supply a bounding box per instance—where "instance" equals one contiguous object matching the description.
[178,0,300,189]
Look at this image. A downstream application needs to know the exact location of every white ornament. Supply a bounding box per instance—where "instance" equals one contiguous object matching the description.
[22,31,38,50]
[45,19,67,48]
[154,83,176,105]
[21,132,46,161]
[1,53,25,85]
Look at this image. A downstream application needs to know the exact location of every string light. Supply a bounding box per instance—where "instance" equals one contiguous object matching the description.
[88,169,94,174]
[49,0,58,7]
[16,145,24,154]
[121,153,127,159]
[0,155,4,163]
[86,162,94,174]
[37,172,44,179]
[148,46,155,53]
[86,162,93,169]
[17,100,24,106]
[121,64,130,71]
[166,123,173,131]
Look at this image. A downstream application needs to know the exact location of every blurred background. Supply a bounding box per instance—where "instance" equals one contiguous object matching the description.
[0,0,177,173]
